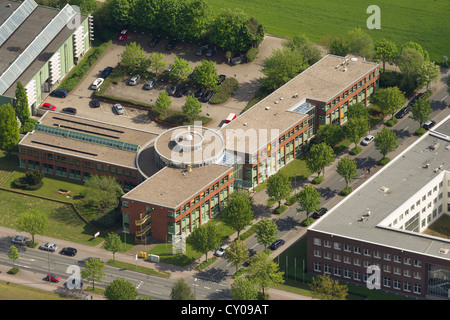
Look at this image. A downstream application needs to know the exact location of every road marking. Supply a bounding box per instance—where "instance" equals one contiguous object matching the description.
[441,95,448,101]
[204,286,211,290]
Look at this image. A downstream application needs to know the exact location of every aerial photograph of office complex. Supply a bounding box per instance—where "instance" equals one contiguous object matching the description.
[0,0,449,307]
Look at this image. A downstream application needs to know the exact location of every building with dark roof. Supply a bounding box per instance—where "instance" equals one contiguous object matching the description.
[0,0,92,113]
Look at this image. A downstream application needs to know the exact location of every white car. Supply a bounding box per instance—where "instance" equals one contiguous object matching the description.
[113,103,124,115]
[91,78,104,90]
[361,135,375,146]
[39,242,58,252]
[214,244,229,257]
[128,74,140,86]
[11,235,28,245]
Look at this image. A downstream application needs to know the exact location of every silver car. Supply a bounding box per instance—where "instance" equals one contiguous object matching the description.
[128,74,140,86]
[39,242,58,252]
[113,103,124,115]
[361,135,375,146]
[11,235,28,245]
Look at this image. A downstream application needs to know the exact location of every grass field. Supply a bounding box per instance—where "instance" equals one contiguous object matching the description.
[206,0,450,61]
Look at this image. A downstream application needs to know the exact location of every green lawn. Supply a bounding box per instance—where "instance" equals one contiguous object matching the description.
[206,0,449,61]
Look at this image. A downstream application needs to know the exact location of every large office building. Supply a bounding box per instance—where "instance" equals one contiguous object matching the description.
[17,53,381,243]
[307,115,450,299]
[0,0,92,114]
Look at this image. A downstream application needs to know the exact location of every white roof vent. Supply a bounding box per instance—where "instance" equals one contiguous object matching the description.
[351,57,358,62]
[265,106,270,110]
[439,248,449,254]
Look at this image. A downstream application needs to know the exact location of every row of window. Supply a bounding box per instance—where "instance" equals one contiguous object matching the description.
[313,238,423,267]
[313,262,422,295]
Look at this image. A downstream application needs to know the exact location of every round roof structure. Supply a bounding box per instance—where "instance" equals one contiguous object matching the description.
[153,126,225,168]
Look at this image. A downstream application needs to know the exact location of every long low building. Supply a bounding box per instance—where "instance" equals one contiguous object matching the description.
[0,0,92,113]
[307,115,450,299]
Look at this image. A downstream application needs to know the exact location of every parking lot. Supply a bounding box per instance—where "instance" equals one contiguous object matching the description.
[43,33,285,132]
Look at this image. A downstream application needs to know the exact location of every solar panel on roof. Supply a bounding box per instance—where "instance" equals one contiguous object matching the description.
[0,0,37,47]
[0,4,76,95]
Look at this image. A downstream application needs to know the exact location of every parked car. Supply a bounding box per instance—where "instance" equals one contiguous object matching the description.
[217,74,226,85]
[361,134,375,146]
[196,45,208,56]
[41,103,56,110]
[201,90,214,102]
[44,273,61,283]
[225,113,236,123]
[214,244,229,257]
[167,83,179,96]
[269,239,285,250]
[230,54,246,65]
[11,235,28,245]
[205,46,217,57]
[408,92,424,106]
[118,29,129,41]
[39,243,58,252]
[128,74,140,86]
[101,66,113,78]
[165,39,177,50]
[91,99,100,108]
[194,87,205,98]
[49,89,67,98]
[62,107,77,115]
[143,78,157,90]
[174,86,188,97]
[312,207,328,219]
[395,106,410,119]
[113,103,124,115]
[422,120,436,130]
[60,247,77,257]
[149,35,161,47]
[91,78,104,90]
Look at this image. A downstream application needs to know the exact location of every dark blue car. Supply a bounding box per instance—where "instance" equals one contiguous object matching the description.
[50,89,68,98]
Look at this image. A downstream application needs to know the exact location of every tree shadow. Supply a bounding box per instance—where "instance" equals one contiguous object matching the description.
[275,216,302,232]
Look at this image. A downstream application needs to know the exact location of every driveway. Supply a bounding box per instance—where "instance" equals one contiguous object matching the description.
[43,33,285,132]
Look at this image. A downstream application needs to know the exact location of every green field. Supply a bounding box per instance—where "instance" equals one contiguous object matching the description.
[207,0,450,61]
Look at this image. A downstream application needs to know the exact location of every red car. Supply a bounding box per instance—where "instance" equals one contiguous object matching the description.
[118,29,129,41]
[41,103,56,110]
[44,273,61,283]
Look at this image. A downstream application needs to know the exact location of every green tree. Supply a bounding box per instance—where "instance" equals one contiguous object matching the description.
[177,0,212,41]
[409,97,432,129]
[348,102,370,121]
[231,276,259,300]
[16,209,48,243]
[401,41,430,61]
[188,222,222,262]
[346,27,374,60]
[169,57,192,83]
[336,157,358,189]
[266,172,291,208]
[314,124,345,147]
[260,48,309,91]
[0,103,20,157]
[309,274,348,300]
[81,257,106,290]
[109,0,135,28]
[170,278,195,300]
[148,52,166,77]
[222,192,254,239]
[80,175,124,215]
[327,36,349,56]
[374,38,398,71]
[345,116,368,150]
[246,251,284,297]
[102,232,122,261]
[192,60,219,90]
[120,42,150,74]
[105,278,139,300]
[283,34,321,65]
[396,47,425,88]
[225,239,249,272]
[14,81,30,126]
[154,91,172,116]
[296,185,321,219]
[374,126,398,161]
[132,0,160,33]
[418,60,440,91]
[182,94,202,119]
[371,87,407,119]
[255,218,278,250]
[8,245,19,268]
[305,142,335,179]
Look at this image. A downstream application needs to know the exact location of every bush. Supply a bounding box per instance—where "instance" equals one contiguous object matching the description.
[385,118,398,127]
[312,176,324,184]
[301,217,315,227]
[285,195,298,206]
[274,205,287,214]
[209,77,239,104]
[11,170,44,190]
[415,128,426,135]
[340,187,352,196]
[349,146,362,155]
[379,157,390,165]
[7,267,19,275]
[245,47,259,62]
[21,118,38,133]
